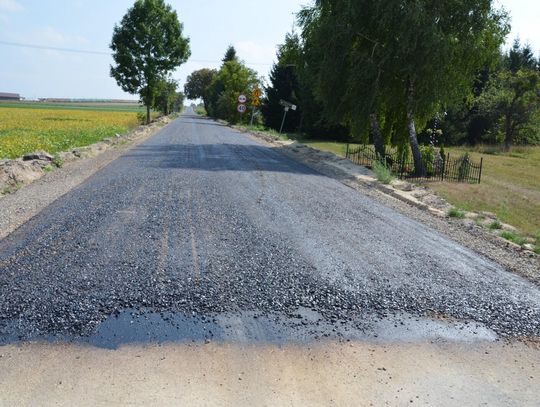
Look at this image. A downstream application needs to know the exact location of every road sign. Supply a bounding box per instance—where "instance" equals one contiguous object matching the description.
[237,104,247,113]
[238,94,247,104]
[252,97,260,107]
[252,87,261,99]
[279,99,297,111]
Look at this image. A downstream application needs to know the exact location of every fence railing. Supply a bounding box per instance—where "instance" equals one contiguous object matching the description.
[345,144,483,184]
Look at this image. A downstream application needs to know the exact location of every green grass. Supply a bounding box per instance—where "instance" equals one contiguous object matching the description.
[500,231,528,246]
[430,146,540,237]
[448,207,466,219]
[488,220,503,230]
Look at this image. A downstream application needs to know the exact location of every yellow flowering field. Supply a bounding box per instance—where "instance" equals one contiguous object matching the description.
[0,107,139,159]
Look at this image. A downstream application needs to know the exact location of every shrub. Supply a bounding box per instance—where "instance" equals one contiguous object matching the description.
[457,153,471,181]
[372,160,393,184]
[420,145,435,175]
[52,153,64,168]
[488,221,503,230]
[448,207,465,218]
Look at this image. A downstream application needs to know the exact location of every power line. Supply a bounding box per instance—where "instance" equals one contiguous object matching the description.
[0,40,110,55]
[0,40,272,66]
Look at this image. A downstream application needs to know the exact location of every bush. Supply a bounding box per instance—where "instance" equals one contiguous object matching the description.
[420,145,435,175]
[488,220,502,230]
[52,153,64,168]
[372,160,393,184]
[448,207,465,218]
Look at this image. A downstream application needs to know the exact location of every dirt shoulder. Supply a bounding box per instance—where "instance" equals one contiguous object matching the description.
[0,116,173,240]
[237,127,540,287]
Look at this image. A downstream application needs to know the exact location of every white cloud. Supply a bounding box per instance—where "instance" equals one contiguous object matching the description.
[0,0,23,12]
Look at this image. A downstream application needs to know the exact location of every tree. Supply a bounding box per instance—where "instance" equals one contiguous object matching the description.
[173,91,185,113]
[478,69,540,149]
[506,39,538,73]
[222,45,238,63]
[210,60,259,123]
[184,68,218,112]
[263,64,301,132]
[299,0,509,174]
[153,78,178,115]
[110,0,190,124]
[262,34,302,132]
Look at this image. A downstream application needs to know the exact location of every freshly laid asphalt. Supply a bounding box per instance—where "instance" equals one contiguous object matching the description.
[1,111,539,346]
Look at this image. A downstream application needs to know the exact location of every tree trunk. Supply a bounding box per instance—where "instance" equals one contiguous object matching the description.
[146,104,151,125]
[370,113,385,159]
[406,80,425,176]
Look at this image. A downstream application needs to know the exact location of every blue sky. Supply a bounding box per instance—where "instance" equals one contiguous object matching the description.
[0,0,538,100]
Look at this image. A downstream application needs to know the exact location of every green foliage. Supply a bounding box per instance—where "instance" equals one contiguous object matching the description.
[420,145,435,176]
[500,231,527,246]
[477,69,540,149]
[298,0,509,175]
[110,0,190,124]
[448,208,466,219]
[205,57,260,123]
[372,160,393,184]
[262,37,302,132]
[184,68,217,112]
[222,46,238,63]
[457,153,472,182]
[489,220,502,230]
[52,154,64,168]
[152,78,178,115]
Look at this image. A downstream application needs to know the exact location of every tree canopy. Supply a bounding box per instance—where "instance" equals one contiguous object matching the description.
[299,0,509,173]
[110,0,190,123]
[184,68,218,112]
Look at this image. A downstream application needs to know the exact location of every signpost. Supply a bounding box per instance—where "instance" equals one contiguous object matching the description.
[279,99,297,134]
[237,94,248,118]
[250,87,262,126]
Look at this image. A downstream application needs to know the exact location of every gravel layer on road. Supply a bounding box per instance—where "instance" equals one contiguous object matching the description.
[1,114,540,343]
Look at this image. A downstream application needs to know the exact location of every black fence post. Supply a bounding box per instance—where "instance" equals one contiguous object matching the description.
[478,157,483,184]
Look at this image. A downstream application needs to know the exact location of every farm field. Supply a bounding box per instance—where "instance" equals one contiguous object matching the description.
[0,105,140,159]
[0,100,144,112]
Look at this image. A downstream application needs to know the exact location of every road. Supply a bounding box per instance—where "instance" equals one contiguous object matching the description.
[1,110,540,405]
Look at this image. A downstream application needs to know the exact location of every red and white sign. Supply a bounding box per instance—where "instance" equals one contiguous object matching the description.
[238,94,247,104]
[237,104,247,113]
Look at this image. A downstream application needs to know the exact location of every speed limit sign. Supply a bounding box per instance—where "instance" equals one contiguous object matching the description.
[238,94,247,104]
[237,104,247,113]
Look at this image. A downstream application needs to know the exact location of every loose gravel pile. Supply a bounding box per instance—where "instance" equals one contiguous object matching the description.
[1,115,539,343]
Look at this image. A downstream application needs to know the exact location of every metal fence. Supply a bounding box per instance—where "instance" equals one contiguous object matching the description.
[345,144,483,184]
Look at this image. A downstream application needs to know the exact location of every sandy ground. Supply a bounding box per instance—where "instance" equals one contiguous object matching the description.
[0,340,538,407]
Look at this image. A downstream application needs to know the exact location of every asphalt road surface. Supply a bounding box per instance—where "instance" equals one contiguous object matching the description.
[1,111,540,345]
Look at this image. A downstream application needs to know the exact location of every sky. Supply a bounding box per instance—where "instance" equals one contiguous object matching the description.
[0,0,539,100]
